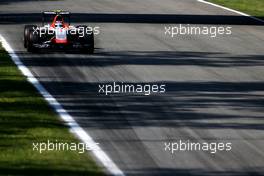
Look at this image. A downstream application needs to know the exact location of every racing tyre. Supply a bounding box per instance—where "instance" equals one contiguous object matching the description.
[77,25,94,54]
[27,30,39,53]
[24,25,37,48]
[85,32,94,54]
[82,32,94,54]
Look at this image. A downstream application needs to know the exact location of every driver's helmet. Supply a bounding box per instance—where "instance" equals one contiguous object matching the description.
[54,15,63,28]
[55,21,63,28]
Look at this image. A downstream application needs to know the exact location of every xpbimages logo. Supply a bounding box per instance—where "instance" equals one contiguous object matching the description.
[164,24,232,38]
[32,25,100,37]
[98,82,166,95]
[164,140,232,154]
[32,140,99,154]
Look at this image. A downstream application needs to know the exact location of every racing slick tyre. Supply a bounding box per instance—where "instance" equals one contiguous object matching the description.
[24,25,37,48]
[77,25,94,54]
[27,30,39,53]
[85,32,94,54]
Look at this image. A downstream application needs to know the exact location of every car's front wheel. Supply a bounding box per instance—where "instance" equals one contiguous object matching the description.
[77,25,94,54]
[84,32,94,54]
[24,25,37,48]
[27,30,39,53]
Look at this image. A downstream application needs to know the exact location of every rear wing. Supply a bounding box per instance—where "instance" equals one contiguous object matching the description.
[43,11,70,15]
[42,10,71,25]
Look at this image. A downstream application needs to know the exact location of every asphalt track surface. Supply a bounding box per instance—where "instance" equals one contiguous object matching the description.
[0,0,264,175]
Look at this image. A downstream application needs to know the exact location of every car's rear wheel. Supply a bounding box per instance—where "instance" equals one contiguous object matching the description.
[24,25,37,48]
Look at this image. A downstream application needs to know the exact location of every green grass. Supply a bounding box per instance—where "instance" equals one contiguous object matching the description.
[207,0,264,17]
[0,45,104,175]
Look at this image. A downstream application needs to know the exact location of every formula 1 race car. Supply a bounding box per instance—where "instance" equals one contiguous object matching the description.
[24,10,94,53]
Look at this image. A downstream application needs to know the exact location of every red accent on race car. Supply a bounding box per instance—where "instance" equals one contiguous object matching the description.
[51,38,68,44]
[55,39,68,44]
[49,15,69,44]
[50,15,69,28]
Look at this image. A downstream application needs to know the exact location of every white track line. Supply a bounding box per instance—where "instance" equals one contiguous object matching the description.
[198,0,264,23]
[0,35,125,176]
